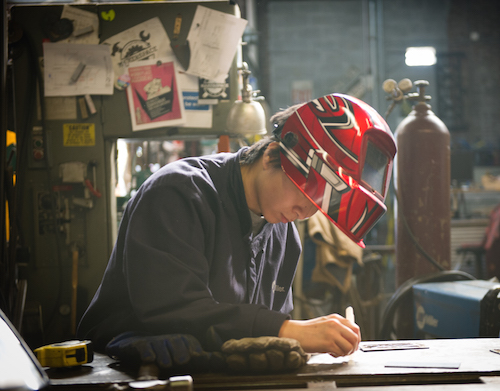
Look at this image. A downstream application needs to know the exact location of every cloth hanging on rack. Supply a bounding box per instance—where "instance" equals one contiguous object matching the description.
[307,212,363,294]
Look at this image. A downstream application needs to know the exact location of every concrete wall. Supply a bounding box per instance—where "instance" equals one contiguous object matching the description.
[262,0,450,133]
[257,0,500,151]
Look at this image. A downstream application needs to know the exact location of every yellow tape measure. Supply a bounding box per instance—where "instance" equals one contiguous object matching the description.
[34,340,93,368]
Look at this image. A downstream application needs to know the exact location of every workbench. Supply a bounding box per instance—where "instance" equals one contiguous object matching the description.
[45,338,500,390]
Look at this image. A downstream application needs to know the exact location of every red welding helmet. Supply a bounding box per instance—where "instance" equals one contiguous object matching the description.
[274,93,396,247]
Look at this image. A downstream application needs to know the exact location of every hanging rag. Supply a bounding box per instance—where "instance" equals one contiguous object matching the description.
[307,212,363,294]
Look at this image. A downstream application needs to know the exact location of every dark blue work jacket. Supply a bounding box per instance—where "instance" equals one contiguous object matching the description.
[77,148,301,351]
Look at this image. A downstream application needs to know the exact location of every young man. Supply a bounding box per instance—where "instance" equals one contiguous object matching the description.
[77,93,396,365]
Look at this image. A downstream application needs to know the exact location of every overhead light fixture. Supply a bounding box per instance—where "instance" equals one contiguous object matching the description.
[225,62,267,136]
[405,46,437,66]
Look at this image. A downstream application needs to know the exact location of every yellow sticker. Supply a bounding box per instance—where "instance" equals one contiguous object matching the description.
[101,10,115,22]
[63,123,95,147]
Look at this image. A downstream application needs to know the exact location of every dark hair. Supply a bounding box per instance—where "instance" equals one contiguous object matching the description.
[269,102,303,128]
[239,136,279,166]
[240,102,305,167]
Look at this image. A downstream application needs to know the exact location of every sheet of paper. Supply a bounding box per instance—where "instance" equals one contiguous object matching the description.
[186,6,247,82]
[101,17,172,90]
[307,353,353,365]
[60,5,100,44]
[177,71,212,128]
[43,97,78,120]
[385,361,461,369]
[126,58,186,131]
[43,42,113,97]
[360,342,429,352]
[180,91,212,128]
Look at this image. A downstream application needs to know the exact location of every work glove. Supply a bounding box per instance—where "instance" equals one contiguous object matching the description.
[105,332,222,373]
[221,336,310,373]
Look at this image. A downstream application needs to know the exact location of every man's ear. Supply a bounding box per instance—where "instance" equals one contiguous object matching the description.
[262,142,281,170]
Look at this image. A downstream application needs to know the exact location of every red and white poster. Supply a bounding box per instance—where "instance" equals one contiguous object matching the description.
[126,58,185,131]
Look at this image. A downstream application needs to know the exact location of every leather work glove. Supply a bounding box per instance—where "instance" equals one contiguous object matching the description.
[221,336,310,373]
[105,332,222,373]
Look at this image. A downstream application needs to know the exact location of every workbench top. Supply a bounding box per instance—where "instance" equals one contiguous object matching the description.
[46,338,500,390]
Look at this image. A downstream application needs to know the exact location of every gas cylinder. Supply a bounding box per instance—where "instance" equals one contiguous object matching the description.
[394,80,451,287]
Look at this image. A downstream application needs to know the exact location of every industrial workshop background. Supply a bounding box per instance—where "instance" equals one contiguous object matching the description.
[1,0,500,347]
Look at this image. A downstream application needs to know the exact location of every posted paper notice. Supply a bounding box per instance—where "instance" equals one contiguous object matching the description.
[126,58,185,131]
[43,42,113,97]
[186,6,247,82]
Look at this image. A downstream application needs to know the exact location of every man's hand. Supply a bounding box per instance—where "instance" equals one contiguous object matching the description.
[105,332,215,371]
[278,313,361,357]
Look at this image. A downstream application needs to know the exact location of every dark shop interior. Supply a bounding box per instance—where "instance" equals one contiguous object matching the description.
[1,0,500,390]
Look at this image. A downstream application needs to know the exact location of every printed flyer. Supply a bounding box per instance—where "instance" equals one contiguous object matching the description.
[126,58,185,131]
[102,17,170,90]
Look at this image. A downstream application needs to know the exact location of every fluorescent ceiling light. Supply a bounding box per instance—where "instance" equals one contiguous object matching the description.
[405,46,436,66]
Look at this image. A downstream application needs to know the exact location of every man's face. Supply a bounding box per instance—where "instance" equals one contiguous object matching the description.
[257,164,319,224]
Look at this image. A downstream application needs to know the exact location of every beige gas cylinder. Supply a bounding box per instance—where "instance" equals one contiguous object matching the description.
[394,80,451,287]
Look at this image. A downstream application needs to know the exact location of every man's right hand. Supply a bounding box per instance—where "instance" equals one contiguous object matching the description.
[278,313,361,357]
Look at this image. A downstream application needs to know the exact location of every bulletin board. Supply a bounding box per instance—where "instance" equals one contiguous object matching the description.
[9,1,241,139]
